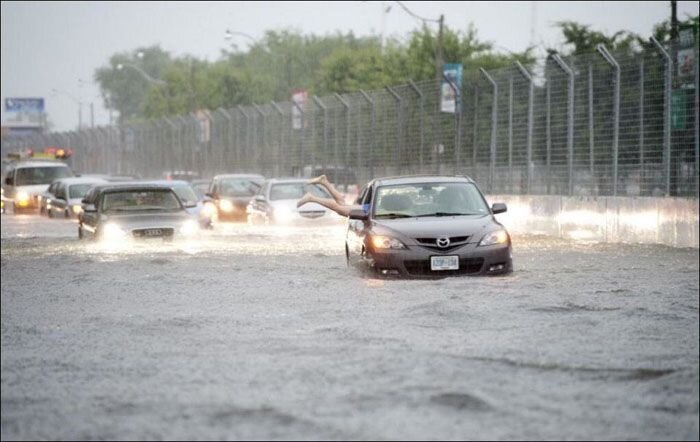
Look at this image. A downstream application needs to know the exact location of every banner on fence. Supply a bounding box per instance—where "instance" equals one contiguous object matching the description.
[292,89,308,129]
[4,98,45,128]
[441,64,462,113]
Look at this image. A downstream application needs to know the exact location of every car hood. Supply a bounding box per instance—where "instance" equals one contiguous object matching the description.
[372,215,497,242]
[271,199,328,214]
[14,184,49,195]
[100,211,192,230]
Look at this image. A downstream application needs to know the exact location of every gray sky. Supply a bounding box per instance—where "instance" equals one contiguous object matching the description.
[2,1,698,132]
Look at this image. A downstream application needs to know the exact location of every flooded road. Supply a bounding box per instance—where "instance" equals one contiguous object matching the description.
[1,214,698,440]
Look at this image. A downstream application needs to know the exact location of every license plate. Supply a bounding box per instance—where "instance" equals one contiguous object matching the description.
[430,255,459,271]
[144,229,163,237]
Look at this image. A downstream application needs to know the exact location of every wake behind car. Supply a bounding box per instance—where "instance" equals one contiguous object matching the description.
[45,176,108,218]
[346,175,512,277]
[78,183,199,242]
[246,178,344,225]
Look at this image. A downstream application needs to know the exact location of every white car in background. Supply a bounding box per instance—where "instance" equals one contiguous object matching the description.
[246,178,344,225]
[2,160,73,214]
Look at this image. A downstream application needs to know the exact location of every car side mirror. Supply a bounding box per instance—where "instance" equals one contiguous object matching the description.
[348,209,369,220]
[491,203,507,214]
[82,203,96,213]
[255,195,265,202]
[4,177,12,186]
[205,192,214,198]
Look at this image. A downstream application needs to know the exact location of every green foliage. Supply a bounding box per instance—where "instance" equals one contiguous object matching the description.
[554,21,640,55]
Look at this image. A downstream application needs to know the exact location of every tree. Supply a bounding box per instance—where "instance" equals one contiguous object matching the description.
[94,45,173,123]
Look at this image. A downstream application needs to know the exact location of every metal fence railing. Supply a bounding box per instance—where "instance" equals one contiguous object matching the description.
[3,39,698,197]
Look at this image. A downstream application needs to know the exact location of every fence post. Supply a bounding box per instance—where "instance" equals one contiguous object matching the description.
[291,99,305,176]
[441,74,461,173]
[695,41,699,198]
[552,54,575,196]
[408,81,425,173]
[515,61,534,194]
[312,96,328,172]
[359,90,374,179]
[588,63,595,184]
[479,68,497,193]
[216,108,233,173]
[596,44,620,196]
[254,104,267,175]
[546,72,552,194]
[385,85,403,174]
[334,93,351,169]
[238,106,251,171]
[508,72,514,192]
[472,86,479,175]
[638,60,645,195]
[650,36,672,196]
[271,101,285,177]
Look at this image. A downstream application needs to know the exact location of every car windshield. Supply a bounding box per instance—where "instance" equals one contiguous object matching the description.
[16,166,72,185]
[374,182,490,218]
[218,179,260,197]
[172,184,199,205]
[269,183,331,201]
[69,184,94,199]
[101,189,182,213]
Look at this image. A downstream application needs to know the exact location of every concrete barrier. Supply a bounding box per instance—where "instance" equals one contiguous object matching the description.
[488,195,699,249]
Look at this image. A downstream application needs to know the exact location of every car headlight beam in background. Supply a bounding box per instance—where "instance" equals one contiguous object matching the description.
[72,204,83,215]
[219,199,234,213]
[371,235,407,250]
[274,206,294,224]
[479,230,509,246]
[102,223,127,242]
[179,219,199,236]
[16,191,30,206]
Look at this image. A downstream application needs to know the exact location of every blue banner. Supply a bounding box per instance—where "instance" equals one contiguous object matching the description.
[441,64,463,114]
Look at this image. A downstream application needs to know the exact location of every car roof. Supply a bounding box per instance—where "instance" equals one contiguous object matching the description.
[371,175,474,186]
[213,174,265,180]
[13,160,71,168]
[53,177,108,185]
[266,178,310,185]
[138,179,191,186]
[90,183,179,194]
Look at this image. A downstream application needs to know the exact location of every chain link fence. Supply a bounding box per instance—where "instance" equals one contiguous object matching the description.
[3,41,698,197]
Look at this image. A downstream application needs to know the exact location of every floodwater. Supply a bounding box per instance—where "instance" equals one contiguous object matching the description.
[1,214,698,440]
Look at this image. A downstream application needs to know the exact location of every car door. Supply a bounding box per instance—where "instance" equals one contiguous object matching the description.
[51,183,68,216]
[346,184,372,264]
[248,182,269,221]
[80,190,99,237]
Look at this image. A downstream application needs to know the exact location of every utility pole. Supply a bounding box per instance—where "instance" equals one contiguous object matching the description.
[671,1,678,40]
[90,103,95,128]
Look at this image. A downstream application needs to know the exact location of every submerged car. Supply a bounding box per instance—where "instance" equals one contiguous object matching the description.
[346,175,512,277]
[246,178,344,225]
[45,177,108,218]
[206,174,264,222]
[78,183,200,242]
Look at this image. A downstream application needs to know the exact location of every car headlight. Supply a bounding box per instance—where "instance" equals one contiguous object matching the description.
[16,191,29,203]
[274,206,294,223]
[202,202,216,218]
[219,199,234,213]
[72,204,82,214]
[180,219,199,236]
[371,235,407,249]
[479,229,509,246]
[102,223,126,241]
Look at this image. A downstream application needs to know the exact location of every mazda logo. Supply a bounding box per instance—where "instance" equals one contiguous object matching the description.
[436,237,450,248]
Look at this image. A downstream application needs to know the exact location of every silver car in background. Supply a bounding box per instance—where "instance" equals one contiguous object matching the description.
[78,183,200,242]
[45,177,108,218]
[246,178,344,225]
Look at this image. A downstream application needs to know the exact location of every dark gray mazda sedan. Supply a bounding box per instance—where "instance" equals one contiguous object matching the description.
[346,175,512,277]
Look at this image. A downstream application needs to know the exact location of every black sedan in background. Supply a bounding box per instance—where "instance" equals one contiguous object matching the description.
[206,174,264,222]
[346,175,512,277]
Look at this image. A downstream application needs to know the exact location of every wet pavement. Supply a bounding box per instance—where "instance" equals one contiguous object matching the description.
[1,213,698,440]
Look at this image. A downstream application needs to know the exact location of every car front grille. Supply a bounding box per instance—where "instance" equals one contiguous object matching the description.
[132,228,174,239]
[415,236,470,252]
[403,258,484,276]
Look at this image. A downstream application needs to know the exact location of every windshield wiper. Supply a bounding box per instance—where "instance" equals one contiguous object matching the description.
[415,212,480,217]
[375,213,413,219]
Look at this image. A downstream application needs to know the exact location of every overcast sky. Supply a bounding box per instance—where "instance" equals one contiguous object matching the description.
[2,1,698,132]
